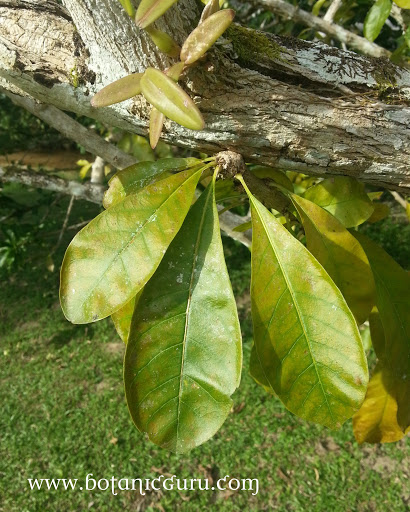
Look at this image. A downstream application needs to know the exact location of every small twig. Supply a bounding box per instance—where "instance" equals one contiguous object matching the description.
[51,195,75,254]
[323,0,342,23]
[390,190,408,210]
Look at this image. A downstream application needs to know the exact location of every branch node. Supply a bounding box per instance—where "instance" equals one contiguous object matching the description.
[215,151,246,180]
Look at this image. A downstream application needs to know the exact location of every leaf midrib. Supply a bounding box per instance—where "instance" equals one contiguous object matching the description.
[252,198,336,425]
[176,184,214,445]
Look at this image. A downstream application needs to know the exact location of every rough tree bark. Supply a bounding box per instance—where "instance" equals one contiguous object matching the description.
[0,0,409,191]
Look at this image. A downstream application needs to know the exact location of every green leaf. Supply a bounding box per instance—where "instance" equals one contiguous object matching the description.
[149,107,165,150]
[135,0,178,29]
[303,177,374,228]
[60,167,203,324]
[91,73,143,108]
[118,0,135,17]
[367,203,390,223]
[233,221,252,233]
[250,166,294,192]
[393,0,410,7]
[354,233,410,431]
[369,308,385,360]
[363,0,392,42]
[312,0,326,16]
[239,178,368,429]
[141,68,205,131]
[103,158,200,209]
[180,10,235,65]
[146,26,180,57]
[111,292,141,343]
[291,194,375,324]
[124,177,242,453]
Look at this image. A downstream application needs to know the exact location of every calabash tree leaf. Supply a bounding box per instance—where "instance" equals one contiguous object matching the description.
[303,177,374,228]
[146,26,180,57]
[200,0,220,23]
[353,364,406,444]
[60,167,203,324]
[367,202,390,223]
[141,68,205,131]
[364,0,392,42]
[180,10,235,65]
[291,194,376,324]
[238,178,368,429]
[249,344,275,395]
[91,73,143,108]
[354,233,410,431]
[166,61,185,82]
[103,157,200,209]
[111,292,141,343]
[233,221,252,233]
[312,0,326,16]
[118,0,135,17]
[124,177,242,453]
[135,0,178,29]
[149,107,165,149]
[250,166,293,192]
[393,0,410,7]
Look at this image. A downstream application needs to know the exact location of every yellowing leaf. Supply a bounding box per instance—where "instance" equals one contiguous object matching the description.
[124,177,242,453]
[369,308,385,360]
[146,26,180,57]
[367,203,390,223]
[355,233,410,432]
[240,178,368,429]
[353,364,406,444]
[60,167,203,324]
[291,194,375,324]
[111,292,141,343]
[200,0,220,23]
[149,107,165,149]
[393,0,410,7]
[141,68,205,131]
[304,177,374,228]
[103,158,200,209]
[135,0,178,29]
[91,73,143,108]
[180,10,235,65]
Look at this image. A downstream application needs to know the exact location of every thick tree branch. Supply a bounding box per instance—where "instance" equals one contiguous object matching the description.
[0,0,409,192]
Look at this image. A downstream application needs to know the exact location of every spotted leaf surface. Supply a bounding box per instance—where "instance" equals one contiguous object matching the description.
[60,167,202,324]
[244,183,368,429]
[124,178,242,453]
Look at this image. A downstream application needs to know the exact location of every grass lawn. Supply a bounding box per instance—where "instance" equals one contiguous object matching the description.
[0,197,409,512]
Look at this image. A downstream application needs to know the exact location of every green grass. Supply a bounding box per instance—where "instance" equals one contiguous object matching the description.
[0,198,409,512]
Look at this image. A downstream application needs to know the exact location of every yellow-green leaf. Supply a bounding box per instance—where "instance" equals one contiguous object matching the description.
[91,73,143,108]
[312,0,326,16]
[124,177,242,453]
[141,68,205,131]
[200,0,220,23]
[369,307,385,360]
[118,0,135,17]
[240,179,368,429]
[135,0,178,29]
[393,0,410,7]
[60,167,203,324]
[250,166,293,192]
[353,364,406,444]
[303,177,374,228]
[367,203,390,223]
[180,10,235,65]
[111,292,141,343]
[146,26,180,57]
[354,233,410,431]
[103,158,200,209]
[291,194,375,324]
[149,107,165,149]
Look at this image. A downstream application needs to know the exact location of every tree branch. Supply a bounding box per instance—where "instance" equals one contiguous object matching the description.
[0,0,409,191]
[1,88,136,169]
[250,0,390,58]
